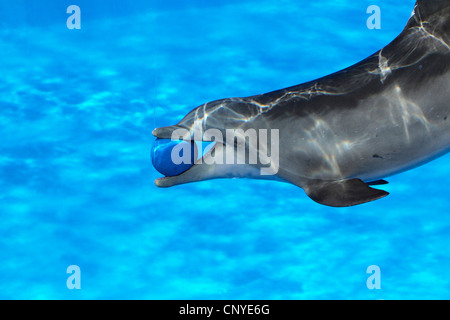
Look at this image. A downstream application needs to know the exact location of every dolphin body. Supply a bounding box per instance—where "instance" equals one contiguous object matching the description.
[152,0,450,207]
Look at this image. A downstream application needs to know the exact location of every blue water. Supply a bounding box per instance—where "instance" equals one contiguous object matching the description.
[1,0,449,299]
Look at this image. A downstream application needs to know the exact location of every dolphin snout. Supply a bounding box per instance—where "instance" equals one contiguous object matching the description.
[152,125,192,140]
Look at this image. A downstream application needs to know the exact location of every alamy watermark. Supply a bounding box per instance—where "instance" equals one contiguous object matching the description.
[66,265,81,289]
[65,5,380,30]
[67,5,81,29]
[170,128,280,176]
[366,265,381,290]
[367,5,381,30]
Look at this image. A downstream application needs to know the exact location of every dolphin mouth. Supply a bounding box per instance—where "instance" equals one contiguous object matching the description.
[152,126,218,186]
[154,143,219,187]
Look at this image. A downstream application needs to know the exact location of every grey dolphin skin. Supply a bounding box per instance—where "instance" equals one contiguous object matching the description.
[152,0,450,207]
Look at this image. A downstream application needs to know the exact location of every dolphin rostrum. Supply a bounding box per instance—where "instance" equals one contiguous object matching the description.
[152,0,450,207]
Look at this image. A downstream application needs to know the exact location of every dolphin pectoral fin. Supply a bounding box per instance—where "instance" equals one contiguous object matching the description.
[367,179,389,186]
[304,179,389,207]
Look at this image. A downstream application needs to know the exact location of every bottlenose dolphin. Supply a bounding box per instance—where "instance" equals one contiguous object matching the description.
[152,0,450,207]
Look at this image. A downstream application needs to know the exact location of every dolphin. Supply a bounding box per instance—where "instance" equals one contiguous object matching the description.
[152,0,450,207]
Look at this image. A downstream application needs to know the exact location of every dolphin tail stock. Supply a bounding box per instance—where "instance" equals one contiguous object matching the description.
[405,0,450,36]
[411,0,450,22]
[302,179,389,207]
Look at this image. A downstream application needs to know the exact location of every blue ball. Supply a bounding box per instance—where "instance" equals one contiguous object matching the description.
[151,138,196,176]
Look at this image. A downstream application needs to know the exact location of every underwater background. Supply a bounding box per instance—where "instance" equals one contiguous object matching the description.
[0,0,449,299]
